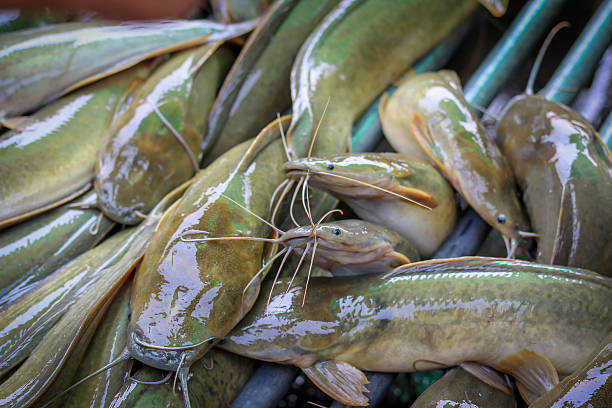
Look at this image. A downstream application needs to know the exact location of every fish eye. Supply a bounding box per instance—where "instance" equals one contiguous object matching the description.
[128,312,132,321]
[333,228,341,236]
[327,164,335,170]
[497,214,506,224]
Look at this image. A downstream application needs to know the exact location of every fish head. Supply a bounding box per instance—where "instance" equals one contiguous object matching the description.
[281,219,412,272]
[282,153,438,209]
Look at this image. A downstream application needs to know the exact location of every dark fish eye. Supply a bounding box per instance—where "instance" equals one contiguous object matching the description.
[127,312,132,321]
[497,214,506,224]
[333,228,341,236]
[327,164,335,170]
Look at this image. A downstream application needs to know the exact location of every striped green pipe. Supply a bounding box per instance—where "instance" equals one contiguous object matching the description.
[464,0,568,108]
[540,0,612,104]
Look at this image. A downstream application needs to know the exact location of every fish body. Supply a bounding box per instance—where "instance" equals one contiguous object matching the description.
[222,257,612,405]
[497,94,612,275]
[64,281,133,408]
[531,332,612,408]
[107,349,253,408]
[0,182,184,408]
[127,117,290,388]
[411,366,516,408]
[287,0,499,160]
[203,0,340,162]
[211,0,271,22]
[0,64,152,229]
[283,153,456,257]
[0,191,114,310]
[379,70,530,254]
[95,43,235,224]
[0,19,256,119]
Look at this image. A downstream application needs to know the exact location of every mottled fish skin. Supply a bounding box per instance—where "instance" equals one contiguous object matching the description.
[530,332,612,408]
[0,19,257,120]
[222,257,612,377]
[283,153,456,257]
[128,117,290,374]
[411,366,516,408]
[380,70,530,251]
[497,94,612,276]
[95,44,235,225]
[287,0,490,161]
[0,63,152,229]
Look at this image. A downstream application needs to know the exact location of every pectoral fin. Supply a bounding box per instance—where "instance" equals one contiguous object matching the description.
[378,92,390,117]
[410,112,446,173]
[459,362,511,394]
[301,360,370,407]
[2,115,33,130]
[495,349,559,404]
[392,184,438,209]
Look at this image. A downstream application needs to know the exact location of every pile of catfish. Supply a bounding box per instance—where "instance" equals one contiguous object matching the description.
[1,1,611,408]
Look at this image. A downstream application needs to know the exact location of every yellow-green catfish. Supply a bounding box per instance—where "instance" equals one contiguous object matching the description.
[283,153,456,257]
[127,117,290,408]
[221,257,612,406]
[379,70,531,256]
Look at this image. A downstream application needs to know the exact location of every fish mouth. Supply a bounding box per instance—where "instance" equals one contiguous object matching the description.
[128,331,217,371]
[282,161,310,177]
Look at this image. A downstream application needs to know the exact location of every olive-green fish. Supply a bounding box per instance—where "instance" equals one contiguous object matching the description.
[211,0,271,23]
[202,0,340,163]
[127,117,290,408]
[106,349,253,408]
[283,153,457,257]
[64,280,133,408]
[411,366,516,408]
[0,63,153,230]
[0,181,187,408]
[221,257,612,406]
[0,19,257,120]
[379,70,531,256]
[186,218,419,277]
[95,43,235,225]
[530,332,612,408]
[497,94,612,276]
[287,0,506,161]
[0,191,113,311]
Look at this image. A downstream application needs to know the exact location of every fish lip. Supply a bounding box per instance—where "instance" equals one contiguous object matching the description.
[128,331,216,371]
[282,161,309,175]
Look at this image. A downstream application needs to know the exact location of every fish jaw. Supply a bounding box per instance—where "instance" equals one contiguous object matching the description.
[127,328,217,371]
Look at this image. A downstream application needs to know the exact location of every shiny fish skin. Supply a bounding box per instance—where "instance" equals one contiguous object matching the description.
[283,153,457,257]
[0,191,113,311]
[0,63,152,229]
[0,19,257,120]
[380,70,530,253]
[95,44,235,225]
[497,94,612,275]
[127,117,290,381]
[223,257,611,380]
